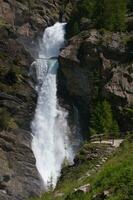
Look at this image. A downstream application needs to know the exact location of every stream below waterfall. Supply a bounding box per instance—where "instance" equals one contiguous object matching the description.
[31,22,78,190]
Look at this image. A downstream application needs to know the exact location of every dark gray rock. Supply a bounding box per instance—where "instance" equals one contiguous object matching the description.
[59,30,133,135]
[0,129,43,200]
[0,0,75,199]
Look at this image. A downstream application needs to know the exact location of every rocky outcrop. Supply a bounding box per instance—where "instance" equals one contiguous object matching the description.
[59,30,133,134]
[0,24,40,198]
[0,0,74,38]
[0,30,36,130]
[0,0,74,199]
[0,129,42,200]
[74,184,91,193]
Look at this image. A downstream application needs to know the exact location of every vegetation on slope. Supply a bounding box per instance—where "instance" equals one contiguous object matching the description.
[67,0,128,37]
[32,134,133,200]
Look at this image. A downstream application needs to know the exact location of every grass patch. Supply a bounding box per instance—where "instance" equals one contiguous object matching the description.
[32,136,133,200]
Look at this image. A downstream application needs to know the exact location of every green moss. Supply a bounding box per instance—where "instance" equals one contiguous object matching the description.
[0,107,18,130]
[0,18,11,28]
[122,107,133,123]
[0,52,9,60]
[119,34,133,46]
[0,62,27,95]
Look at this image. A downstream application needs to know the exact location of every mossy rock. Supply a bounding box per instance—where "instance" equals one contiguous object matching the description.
[0,52,9,60]
[0,18,11,29]
[0,107,18,130]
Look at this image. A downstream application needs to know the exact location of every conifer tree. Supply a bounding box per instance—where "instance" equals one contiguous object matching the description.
[103,0,127,31]
[94,0,127,31]
[77,0,95,19]
[90,100,119,138]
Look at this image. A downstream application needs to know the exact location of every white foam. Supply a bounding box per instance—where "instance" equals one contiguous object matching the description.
[31,23,74,190]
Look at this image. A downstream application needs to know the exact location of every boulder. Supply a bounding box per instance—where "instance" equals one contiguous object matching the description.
[74,184,91,193]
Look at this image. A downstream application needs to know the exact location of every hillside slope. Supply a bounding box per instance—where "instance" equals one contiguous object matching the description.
[32,135,133,200]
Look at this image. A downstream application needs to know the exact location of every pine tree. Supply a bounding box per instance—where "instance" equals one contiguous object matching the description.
[93,0,105,28]
[111,120,120,138]
[90,101,105,134]
[104,0,127,31]
[90,100,119,138]
[67,0,127,37]
[77,0,95,19]
[102,100,113,135]
[94,0,127,31]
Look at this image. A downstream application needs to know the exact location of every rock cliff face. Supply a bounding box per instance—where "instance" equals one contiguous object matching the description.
[59,30,133,135]
[0,129,42,200]
[0,0,73,199]
[0,0,133,199]
[0,0,73,38]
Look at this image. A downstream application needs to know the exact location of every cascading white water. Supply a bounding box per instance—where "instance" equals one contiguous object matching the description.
[31,22,74,190]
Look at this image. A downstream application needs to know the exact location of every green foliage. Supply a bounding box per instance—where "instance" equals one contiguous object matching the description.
[31,138,133,200]
[65,192,87,200]
[103,0,127,31]
[66,0,95,37]
[123,107,133,119]
[0,108,11,130]
[72,22,80,36]
[127,0,133,12]
[111,120,120,138]
[67,0,127,37]
[0,18,11,28]
[90,100,119,137]
[93,0,104,28]
[94,0,127,31]
[91,140,133,200]
[77,0,95,19]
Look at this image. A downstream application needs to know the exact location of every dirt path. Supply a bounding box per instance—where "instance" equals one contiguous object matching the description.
[92,139,123,148]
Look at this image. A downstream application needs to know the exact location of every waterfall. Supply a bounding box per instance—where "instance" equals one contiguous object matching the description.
[31,22,74,190]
